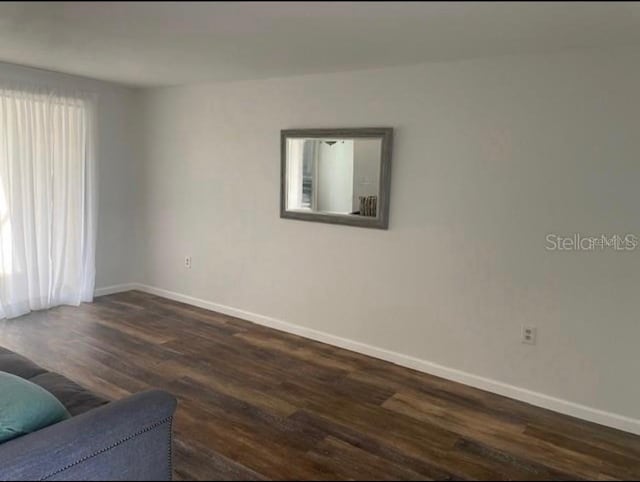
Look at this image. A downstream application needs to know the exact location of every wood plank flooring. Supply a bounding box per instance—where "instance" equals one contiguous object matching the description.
[1,290,639,480]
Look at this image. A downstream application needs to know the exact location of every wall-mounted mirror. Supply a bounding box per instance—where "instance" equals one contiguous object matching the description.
[281,128,393,229]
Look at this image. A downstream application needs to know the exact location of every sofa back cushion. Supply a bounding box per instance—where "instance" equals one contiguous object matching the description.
[0,371,70,443]
[0,346,109,416]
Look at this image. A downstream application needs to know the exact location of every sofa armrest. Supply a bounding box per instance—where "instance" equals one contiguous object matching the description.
[0,390,177,482]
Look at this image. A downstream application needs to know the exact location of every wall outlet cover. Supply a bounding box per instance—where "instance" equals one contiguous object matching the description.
[522,326,537,345]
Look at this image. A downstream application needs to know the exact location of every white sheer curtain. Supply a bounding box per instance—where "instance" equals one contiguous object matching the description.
[286,138,305,210]
[0,82,97,319]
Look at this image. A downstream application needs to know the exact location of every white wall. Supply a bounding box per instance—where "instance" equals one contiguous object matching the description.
[0,62,140,290]
[136,48,640,428]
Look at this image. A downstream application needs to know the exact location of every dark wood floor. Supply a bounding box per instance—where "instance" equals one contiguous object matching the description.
[1,291,639,480]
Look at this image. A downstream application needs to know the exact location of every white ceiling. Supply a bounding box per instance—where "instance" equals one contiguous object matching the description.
[0,1,640,87]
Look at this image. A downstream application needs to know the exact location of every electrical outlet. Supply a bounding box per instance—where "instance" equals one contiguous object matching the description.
[184,256,192,269]
[521,326,537,345]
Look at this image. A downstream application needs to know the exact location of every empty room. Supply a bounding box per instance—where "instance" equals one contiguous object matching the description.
[0,1,639,481]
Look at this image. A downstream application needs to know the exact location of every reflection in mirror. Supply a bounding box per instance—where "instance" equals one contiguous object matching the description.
[286,138,382,217]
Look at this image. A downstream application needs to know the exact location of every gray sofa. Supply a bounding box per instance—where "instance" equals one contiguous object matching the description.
[0,346,177,481]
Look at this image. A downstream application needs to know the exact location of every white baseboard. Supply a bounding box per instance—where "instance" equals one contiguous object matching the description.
[96,282,640,436]
[94,283,139,297]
